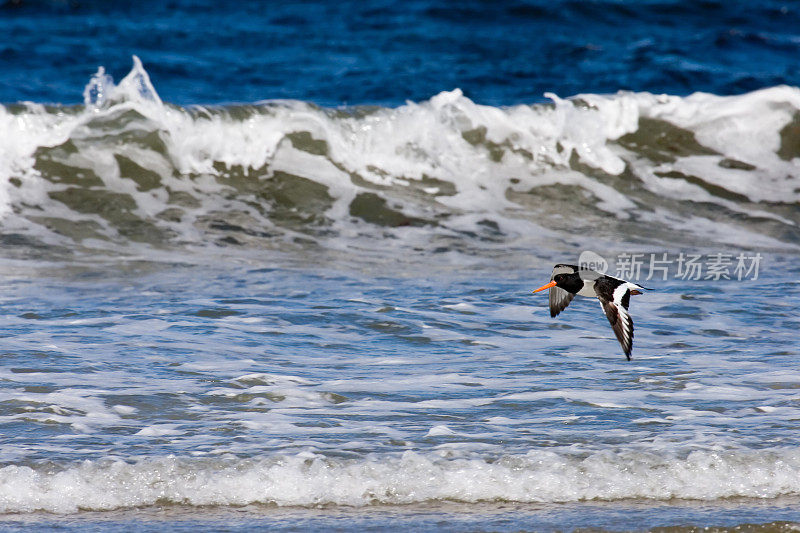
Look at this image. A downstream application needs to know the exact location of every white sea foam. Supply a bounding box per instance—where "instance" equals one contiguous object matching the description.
[425,425,457,437]
[1,57,798,253]
[2,448,800,514]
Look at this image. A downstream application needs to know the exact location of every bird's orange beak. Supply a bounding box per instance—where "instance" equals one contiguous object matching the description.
[532,281,557,294]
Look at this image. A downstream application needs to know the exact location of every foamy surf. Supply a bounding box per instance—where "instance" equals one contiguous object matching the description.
[2,448,799,514]
[1,57,798,259]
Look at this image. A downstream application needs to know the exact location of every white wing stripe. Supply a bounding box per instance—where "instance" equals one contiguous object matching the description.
[612,283,630,306]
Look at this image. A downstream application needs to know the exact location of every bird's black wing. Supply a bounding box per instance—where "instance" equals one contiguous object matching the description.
[549,286,575,318]
[598,296,634,360]
[549,264,577,317]
[591,276,635,360]
[593,277,636,360]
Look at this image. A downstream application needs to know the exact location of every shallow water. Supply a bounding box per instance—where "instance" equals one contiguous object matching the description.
[4,500,800,533]
[1,255,799,522]
[2,1,800,530]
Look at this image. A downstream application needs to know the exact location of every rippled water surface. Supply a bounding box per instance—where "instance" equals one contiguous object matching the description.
[1,253,800,528]
[3,0,800,530]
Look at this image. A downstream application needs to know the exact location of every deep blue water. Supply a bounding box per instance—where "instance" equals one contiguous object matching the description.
[2,1,800,531]
[2,0,800,106]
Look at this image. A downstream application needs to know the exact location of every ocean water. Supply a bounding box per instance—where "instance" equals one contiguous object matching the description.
[2,1,800,531]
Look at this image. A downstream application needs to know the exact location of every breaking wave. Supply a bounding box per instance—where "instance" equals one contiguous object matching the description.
[3,448,800,514]
[1,56,799,259]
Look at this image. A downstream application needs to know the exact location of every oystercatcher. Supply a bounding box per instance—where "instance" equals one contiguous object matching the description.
[532,264,649,360]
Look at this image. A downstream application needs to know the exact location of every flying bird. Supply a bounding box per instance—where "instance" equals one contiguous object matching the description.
[532,264,649,360]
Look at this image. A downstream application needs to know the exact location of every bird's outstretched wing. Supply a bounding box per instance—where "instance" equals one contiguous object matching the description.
[597,286,635,360]
[548,264,577,317]
[549,286,575,317]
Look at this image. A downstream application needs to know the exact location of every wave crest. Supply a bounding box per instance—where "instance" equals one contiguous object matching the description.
[1,57,799,256]
[3,448,800,513]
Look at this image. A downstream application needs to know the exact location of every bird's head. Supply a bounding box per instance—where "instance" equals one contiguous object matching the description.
[532,271,582,295]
